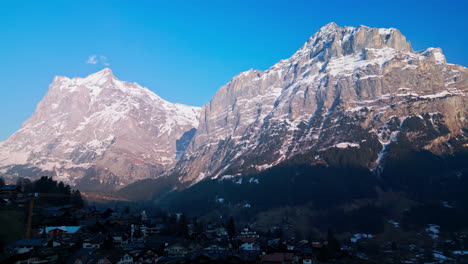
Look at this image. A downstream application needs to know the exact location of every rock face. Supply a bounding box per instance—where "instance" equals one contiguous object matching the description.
[174,22,468,184]
[0,69,200,190]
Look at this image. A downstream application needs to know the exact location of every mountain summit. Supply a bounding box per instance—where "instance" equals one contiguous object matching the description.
[0,69,200,190]
[2,23,467,191]
[171,23,468,184]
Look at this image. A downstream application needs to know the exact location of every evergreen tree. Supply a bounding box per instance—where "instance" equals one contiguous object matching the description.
[71,190,84,208]
[192,217,204,239]
[179,213,189,238]
[102,235,114,250]
[16,177,33,193]
[327,228,341,258]
[273,227,283,239]
[102,208,113,219]
[41,227,47,239]
[278,238,287,252]
[226,216,236,239]
[58,182,65,193]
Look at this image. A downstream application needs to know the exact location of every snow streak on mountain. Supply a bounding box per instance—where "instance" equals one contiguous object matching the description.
[2,23,468,190]
[172,22,468,184]
[0,68,200,190]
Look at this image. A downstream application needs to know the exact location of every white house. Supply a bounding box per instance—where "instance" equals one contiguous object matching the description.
[116,253,133,264]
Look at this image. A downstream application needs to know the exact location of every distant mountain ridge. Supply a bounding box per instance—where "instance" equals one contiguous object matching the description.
[2,23,468,193]
[0,68,200,190]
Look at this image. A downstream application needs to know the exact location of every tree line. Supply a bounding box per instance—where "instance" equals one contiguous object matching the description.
[9,176,84,207]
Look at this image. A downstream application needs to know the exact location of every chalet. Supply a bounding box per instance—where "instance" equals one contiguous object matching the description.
[0,184,20,193]
[238,227,259,239]
[205,243,227,252]
[84,255,111,264]
[12,253,58,264]
[39,226,82,237]
[141,225,161,236]
[109,212,127,225]
[0,197,8,206]
[71,248,97,261]
[143,250,158,262]
[310,241,324,255]
[261,253,295,264]
[144,235,183,248]
[191,253,213,263]
[47,204,73,211]
[129,249,157,263]
[214,226,228,237]
[225,255,244,264]
[111,232,129,248]
[0,185,21,198]
[311,242,323,249]
[165,242,189,257]
[238,250,260,263]
[41,209,68,226]
[302,256,316,264]
[82,234,106,249]
[84,209,103,222]
[124,241,146,251]
[73,255,93,264]
[143,236,165,252]
[268,238,281,247]
[126,214,141,225]
[107,253,133,264]
[294,248,317,264]
[240,241,259,251]
[237,236,259,251]
[71,249,118,264]
[188,250,257,264]
[7,238,47,254]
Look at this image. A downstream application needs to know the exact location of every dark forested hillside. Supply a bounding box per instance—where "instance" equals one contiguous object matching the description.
[132,145,468,236]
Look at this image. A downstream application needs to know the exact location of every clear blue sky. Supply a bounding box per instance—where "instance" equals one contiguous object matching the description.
[1,0,467,141]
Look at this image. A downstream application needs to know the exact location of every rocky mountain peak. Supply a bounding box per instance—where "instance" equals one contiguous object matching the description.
[51,68,113,85]
[49,68,138,96]
[0,69,200,190]
[173,23,468,185]
[85,67,114,82]
[294,23,413,63]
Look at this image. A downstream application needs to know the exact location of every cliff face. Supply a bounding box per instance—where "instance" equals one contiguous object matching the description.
[2,23,467,191]
[0,68,200,190]
[173,23,468,184]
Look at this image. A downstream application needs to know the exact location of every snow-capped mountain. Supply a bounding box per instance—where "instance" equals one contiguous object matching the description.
[173,22,468,184]
[0,68,200,189]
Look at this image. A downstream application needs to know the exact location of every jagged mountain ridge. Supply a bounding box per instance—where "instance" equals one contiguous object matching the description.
[172,22,468,184]
[0,68,200,189]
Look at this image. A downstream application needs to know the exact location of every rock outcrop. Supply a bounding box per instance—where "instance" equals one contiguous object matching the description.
[173,23,468,184]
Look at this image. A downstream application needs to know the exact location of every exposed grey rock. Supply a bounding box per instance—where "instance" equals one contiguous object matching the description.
[0,68,200,189]
[176,128,197,160]
[173,23,468,184]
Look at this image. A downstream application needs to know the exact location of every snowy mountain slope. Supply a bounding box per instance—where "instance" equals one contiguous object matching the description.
[172,22,468,184]
[0,68,200,189]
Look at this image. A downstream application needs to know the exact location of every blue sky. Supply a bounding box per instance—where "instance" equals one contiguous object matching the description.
[1,0,467,141]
